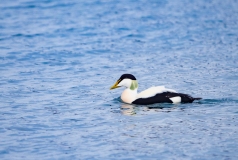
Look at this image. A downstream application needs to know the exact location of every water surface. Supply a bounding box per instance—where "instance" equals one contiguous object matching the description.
[0,0,238,159]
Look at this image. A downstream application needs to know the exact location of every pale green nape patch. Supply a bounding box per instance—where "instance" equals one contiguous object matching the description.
[130,80,138,90]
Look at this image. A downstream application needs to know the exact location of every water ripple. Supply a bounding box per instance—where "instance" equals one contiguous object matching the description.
[0,0,238,159]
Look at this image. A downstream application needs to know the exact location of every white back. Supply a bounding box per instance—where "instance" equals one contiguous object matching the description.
[136,86,177,99]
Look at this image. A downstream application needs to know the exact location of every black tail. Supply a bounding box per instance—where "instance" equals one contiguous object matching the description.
[167,92,202,103]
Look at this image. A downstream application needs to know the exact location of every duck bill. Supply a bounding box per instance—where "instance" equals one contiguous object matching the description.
[110,80,121,90]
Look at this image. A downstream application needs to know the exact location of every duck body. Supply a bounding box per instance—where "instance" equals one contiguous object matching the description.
[110,74,201,105]
[132,91,200,105]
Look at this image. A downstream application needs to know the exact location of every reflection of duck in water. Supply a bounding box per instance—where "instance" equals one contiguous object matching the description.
[120,103,180,116]
[110,74,202,105]
[121,104,136,116]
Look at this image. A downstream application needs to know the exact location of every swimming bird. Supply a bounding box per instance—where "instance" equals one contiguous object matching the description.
[110,74,202,105]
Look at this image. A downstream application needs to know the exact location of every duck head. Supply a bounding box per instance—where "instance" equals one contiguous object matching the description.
[110,74,138,90]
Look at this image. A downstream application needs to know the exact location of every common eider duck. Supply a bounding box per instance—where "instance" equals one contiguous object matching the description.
[110,74,202,105]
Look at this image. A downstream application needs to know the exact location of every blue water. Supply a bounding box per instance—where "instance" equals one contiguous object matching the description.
[1,0,238,159]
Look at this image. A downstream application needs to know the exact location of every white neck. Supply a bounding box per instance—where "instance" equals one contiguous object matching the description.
[121,88,138,104]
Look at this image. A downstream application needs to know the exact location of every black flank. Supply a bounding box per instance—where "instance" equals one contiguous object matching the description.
[132,92,202,105]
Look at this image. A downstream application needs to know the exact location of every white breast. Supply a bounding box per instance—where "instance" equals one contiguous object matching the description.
[121,88,137,104]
